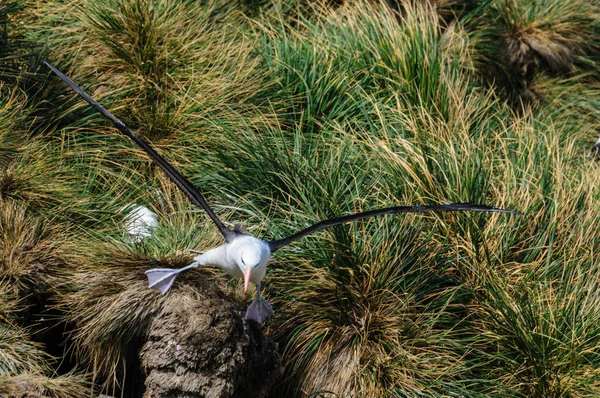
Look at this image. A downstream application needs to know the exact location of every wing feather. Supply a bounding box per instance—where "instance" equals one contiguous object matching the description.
[267,203,517,252]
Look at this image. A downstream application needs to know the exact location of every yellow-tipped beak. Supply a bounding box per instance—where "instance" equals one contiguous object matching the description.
[243,267,252,295]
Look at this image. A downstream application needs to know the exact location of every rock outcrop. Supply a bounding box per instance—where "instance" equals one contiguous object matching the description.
[140,288,282,398]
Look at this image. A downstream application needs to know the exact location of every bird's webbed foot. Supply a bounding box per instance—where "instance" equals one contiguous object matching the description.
[245,287,274,323]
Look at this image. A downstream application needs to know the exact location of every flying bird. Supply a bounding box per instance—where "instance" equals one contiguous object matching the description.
[46,62,518,323]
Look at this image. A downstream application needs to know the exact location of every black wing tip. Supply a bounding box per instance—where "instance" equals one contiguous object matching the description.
[44,61,65,78]
[44,61,86,96]
[266,202,520,251]
[444,202,520,215]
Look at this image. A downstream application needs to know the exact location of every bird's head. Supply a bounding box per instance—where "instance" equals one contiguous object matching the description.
[239,247,262,295]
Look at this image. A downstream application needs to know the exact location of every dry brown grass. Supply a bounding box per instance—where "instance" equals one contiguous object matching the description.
[0,373,89,398]
[36,0,270,140]
[0,200,68,300]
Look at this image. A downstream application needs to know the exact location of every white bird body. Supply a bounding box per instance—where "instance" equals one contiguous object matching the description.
[194,235,271,284]
[144,233,275,322]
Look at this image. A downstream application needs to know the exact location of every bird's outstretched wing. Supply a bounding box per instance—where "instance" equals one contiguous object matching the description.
[267,203,517,252]
[45,61,234,242]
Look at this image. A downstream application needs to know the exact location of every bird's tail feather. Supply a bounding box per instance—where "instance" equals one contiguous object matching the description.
[145,262,199,294]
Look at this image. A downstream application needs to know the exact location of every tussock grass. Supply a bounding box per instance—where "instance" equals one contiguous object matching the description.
[0,293,89,396]
[526,74,600,147]
[269,220,472,396]
[36,0,269,139]
[0,200,68,301]
[259,1,468,133]
[466,0,600,106]
[0,372,89,398]
[0,84,27,169]
[0,1,28,81]
[0,323,49,375]
[0,143,79,212]
[1,0,600,396]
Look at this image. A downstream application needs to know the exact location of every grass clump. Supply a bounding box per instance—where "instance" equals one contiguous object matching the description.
[466,0,600,107]
[0,201,65,299]
[260,1,469,133]
[34,0,269,139]
[269,220,473,397]
[0,372,89,398]
[0,202,90,396]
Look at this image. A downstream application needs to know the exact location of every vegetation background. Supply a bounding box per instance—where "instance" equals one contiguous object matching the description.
[1,0,600,396]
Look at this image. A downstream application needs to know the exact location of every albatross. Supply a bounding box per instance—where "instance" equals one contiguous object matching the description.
[46,62,518,323]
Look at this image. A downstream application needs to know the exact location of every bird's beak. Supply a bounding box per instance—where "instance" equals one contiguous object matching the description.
[243,267,252,295]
